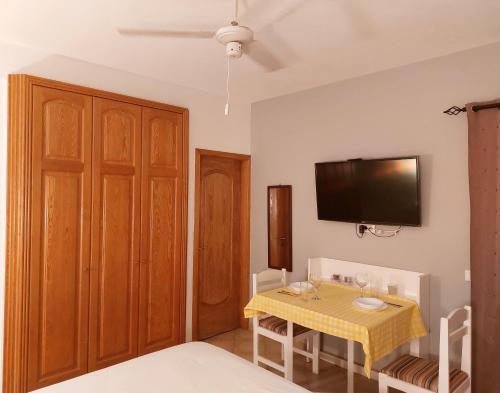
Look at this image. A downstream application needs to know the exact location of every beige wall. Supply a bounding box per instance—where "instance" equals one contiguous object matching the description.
[251,42,500,355]
[0,41,251,388]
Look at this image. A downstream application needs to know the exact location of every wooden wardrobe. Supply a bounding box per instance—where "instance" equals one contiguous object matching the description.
[4,75,188,393]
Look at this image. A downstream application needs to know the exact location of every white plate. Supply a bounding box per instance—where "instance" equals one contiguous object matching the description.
[288,281,314,292]
[352,297,388,311]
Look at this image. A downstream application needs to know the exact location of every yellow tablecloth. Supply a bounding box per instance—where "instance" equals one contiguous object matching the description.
[244,283,427,377]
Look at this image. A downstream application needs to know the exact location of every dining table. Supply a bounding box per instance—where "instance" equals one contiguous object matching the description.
[244,281,427,393]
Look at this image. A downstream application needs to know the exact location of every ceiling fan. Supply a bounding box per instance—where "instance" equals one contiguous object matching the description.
[117,0,372,114]
[117,0,302,72]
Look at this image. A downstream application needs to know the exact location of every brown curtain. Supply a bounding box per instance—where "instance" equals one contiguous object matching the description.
[467,99,500,393]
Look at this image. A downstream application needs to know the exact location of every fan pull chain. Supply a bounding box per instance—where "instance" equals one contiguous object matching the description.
[225,55,230,116]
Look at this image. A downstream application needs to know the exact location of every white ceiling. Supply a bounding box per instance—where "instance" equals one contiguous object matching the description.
[1,0,500,102]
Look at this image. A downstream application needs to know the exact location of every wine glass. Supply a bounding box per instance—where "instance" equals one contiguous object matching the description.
[300,281,310,302]
[309,273,322,300]
[354,272,369,298]
[370,275,382,298]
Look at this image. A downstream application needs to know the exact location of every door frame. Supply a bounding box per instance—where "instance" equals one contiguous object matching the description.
[192,149,251,340]
[3,75,189,393]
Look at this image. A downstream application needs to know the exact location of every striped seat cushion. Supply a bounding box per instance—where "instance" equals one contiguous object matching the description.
[258,316,310,336]
[381,354,469,393]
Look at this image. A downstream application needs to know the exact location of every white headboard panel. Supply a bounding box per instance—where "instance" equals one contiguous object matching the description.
[308,257,430,357]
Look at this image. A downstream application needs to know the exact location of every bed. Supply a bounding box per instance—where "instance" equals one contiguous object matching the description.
[34,342,311,393]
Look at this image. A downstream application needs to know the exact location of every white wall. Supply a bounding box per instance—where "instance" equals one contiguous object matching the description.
[0,41,251,387]
[251,42,500,356]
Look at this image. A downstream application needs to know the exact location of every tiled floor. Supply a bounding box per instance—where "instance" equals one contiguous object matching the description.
[204,328,381,393]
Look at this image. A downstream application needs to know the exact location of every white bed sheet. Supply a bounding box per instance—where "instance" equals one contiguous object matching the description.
[34,342,311,393]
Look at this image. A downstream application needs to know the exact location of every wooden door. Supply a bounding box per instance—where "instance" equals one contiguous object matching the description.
[27,86,92,390]
[88,98,142,370]
[138,107,184,354]
[195,155,242,340]
[268,185,292,271]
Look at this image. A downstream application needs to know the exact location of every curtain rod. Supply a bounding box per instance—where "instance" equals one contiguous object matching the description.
[444,102,500,115]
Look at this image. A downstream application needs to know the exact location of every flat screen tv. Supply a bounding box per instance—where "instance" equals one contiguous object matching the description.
[315,156,421,226]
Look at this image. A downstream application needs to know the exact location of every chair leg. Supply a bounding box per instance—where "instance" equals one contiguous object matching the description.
[305,337,312,363]
[312,333,320,375]
[253,323,259,366]
[378,373,388,393]
[284,321,294,381]
[347,340,354,393]
[281,343,284,361]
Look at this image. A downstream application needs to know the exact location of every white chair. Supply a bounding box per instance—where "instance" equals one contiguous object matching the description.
[252,268,320,381]
[379,306,471,393]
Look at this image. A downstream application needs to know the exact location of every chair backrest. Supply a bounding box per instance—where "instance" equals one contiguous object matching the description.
[308,257,428,302]
[438,306,471,393]
[252,268,287,296]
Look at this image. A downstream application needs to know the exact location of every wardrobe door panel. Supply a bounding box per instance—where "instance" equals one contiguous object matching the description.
[146,177,176,342]
[139,108,183,354]
[89,98,142,371]
[28,86,92,391]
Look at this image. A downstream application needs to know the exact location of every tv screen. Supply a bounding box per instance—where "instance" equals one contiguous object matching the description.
[315,157,421,226]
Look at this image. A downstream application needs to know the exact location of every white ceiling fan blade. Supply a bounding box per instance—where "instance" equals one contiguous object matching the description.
[117,28,215,39]
[264,0,306,27]
[240,0,306,30]
[246,41,286,72]
[256,25,300,66]
[338,0,374,38]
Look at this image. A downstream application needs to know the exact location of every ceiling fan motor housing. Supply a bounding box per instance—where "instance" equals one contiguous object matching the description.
[216,24,253,44]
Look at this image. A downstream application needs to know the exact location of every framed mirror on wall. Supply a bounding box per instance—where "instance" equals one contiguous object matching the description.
[267,185,292,272]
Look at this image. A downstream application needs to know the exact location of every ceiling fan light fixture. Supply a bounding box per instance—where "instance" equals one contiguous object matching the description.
[226,41,243,58]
